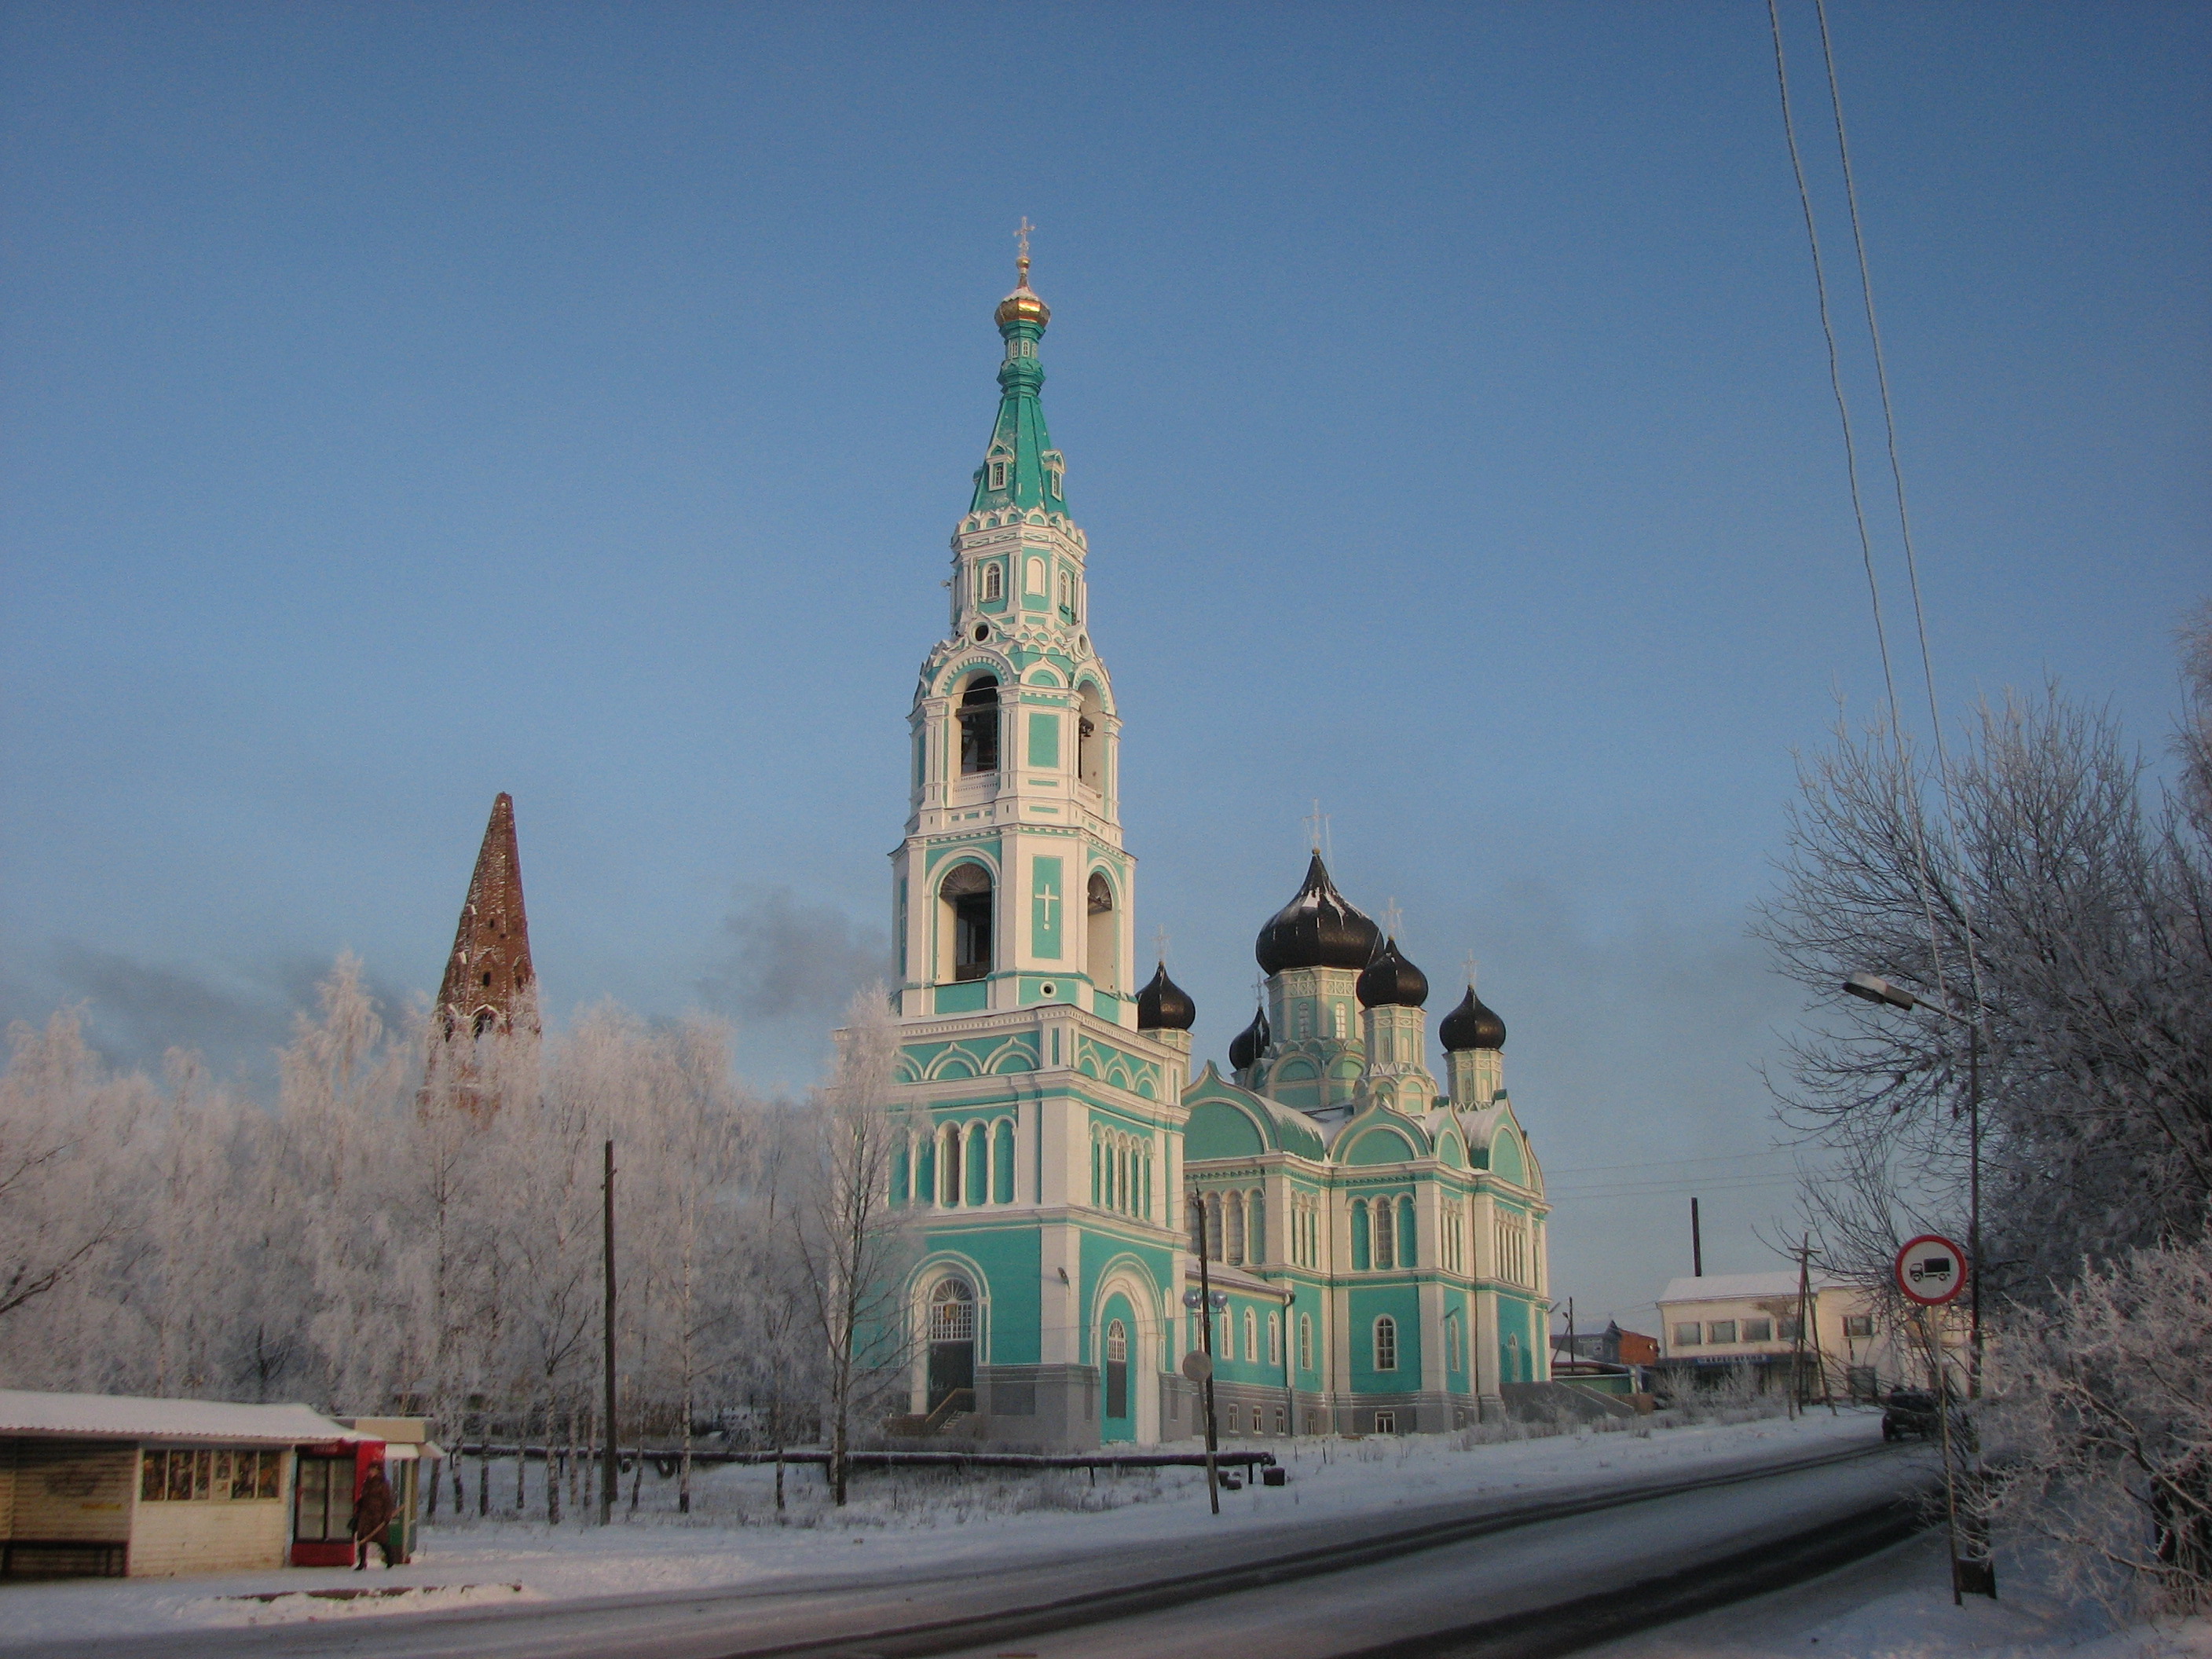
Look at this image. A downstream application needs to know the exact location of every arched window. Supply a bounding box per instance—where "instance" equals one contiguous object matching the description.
[1188,1193,1206,1254]
[1397,1196,1417,1268]
[939,1122,962,1207]
[1104,1318,1128,1420]
[1205,1192,1224,1262]
[989,459,1009,490]
[1025,555,1046,593]
[939,863,994,983]
[965,1121,989,1207]
[1373,1316,1398,1372]
[1225,1192,1246,1266]
[1075,683,1104,792]
[980,562,1003,602]
[1298,1313,1314,1372]
[890,1139,909,1207]
[1247,1189,1265,1264]
[1268,1311,1282,1366]
[1085,870,1116,993]
[915,1133,936,1207]
[992,1119,1015,1203]
[1352,1199,1371,1272]
[958,676,1000,775]
[1243,1307,1258,1363]
[1445,1313,1463,1372]
[1057,569,1075,617]
[1373,1197,1396,1271]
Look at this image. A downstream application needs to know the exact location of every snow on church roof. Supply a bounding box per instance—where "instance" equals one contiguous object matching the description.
[0,1389,353,1444]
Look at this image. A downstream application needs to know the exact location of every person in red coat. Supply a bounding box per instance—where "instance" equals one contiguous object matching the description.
[350,1465,395,1570]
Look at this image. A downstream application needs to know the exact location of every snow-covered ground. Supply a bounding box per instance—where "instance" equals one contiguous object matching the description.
[0,1408,2185,1657]
[1585,1529,2212,1659]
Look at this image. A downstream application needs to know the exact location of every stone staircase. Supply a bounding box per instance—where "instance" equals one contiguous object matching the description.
[884,1388,976,1438]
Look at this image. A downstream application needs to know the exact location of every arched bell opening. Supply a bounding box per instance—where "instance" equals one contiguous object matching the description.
[938,862,994,983]
[1075,681,1104,793]
[958,675,1000,776]
[1085,870,1118,994]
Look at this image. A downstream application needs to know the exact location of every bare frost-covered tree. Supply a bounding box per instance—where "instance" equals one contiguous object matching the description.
[1760,608,2212,1606]
[1756,613,2212,1304]
[0,1012,156,1372]
[1976,1227,2212,1616]
[797,987,916,1506]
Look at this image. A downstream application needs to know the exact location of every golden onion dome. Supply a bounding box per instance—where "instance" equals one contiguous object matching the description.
[995,252,1051,328]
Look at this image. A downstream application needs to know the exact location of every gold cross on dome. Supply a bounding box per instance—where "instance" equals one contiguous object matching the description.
[1463,953,1478,991]
[1154,925,1170,965]
[1015,217,1035,280]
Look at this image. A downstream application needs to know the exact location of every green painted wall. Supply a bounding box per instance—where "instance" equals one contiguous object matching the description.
[1348,1284,1424,1394]
[1032,856,1064,960]
[923,1223,1044,1364]
[1027,711,1059,769]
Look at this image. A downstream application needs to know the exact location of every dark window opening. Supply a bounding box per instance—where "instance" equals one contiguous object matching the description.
[481,970,493,987]
[472,1009,494,1038]
[942,864,994,983]
[958,677,1000,775]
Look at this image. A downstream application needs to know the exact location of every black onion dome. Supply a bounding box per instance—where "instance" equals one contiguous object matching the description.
[1439,986,1507,1052]
[1229,1004,1270,1071]
[1357,937,1430,1009]
[1135,963,1196,1031]
[1254,853,1381,975]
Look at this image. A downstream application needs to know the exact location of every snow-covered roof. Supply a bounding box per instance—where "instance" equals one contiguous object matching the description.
[1657,1272,1843,1305]
[0,1390,353,1444]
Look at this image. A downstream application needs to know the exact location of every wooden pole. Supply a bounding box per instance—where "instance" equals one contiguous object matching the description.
[602,1137,618,1526]
[1195,1196,1220,1516]
[1690,1198,1703,1277]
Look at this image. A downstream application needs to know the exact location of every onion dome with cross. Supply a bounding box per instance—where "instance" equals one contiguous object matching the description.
[1357,937,1430,1009]
[1254,851,1382,975]
[1439,985,1507,1052]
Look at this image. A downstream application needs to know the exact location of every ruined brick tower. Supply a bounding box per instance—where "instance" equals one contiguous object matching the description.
[434,793,540,1042]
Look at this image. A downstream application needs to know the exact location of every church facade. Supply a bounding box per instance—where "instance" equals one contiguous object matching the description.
[885,251,1550,1446]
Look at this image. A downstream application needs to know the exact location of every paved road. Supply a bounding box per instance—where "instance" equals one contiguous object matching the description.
[53,1441,1935,1659]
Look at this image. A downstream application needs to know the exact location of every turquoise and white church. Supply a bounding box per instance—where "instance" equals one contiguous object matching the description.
[884,250,1551,1446]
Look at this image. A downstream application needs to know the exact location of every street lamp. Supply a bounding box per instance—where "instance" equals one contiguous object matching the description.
[1840,972,1983,1394]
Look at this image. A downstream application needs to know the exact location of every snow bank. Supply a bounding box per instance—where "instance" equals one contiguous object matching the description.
[0,1410,1877,1649]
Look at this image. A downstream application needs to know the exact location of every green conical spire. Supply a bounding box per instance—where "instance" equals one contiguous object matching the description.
[970,223,1068,516]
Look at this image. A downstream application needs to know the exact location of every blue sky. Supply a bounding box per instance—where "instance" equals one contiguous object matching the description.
[4,2,2205,1326]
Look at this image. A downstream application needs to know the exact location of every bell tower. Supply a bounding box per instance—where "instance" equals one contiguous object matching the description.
[892,233,1134,1025]
[882,239,1192,1452]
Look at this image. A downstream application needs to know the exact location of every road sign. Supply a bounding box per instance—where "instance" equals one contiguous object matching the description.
[1181,1350,1213,1382]
[1895,1234,1968,1306]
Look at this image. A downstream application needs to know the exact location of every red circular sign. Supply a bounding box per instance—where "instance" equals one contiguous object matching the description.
[1895,1234,1968,1306]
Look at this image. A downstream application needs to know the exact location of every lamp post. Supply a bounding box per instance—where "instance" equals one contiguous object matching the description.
[1840,973,1983,1396]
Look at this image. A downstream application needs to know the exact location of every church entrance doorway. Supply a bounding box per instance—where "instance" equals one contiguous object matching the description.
[1100,1295,1137,1442]
[928,1277,976,1412]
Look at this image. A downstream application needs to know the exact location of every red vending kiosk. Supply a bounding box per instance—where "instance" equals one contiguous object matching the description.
[288,1434,386,1568]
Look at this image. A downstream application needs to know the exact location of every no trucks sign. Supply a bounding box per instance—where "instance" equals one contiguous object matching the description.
[1895,1233,1968,1306]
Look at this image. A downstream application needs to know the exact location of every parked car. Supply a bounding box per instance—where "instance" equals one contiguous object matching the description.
[1881,1388,1939,1441]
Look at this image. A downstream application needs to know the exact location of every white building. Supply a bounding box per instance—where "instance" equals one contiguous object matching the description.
[1654,1272,1967,1400]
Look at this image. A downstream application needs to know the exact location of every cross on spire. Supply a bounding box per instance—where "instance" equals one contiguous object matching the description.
[1463,953,1479,991]
[1154,925,1170,965]
[1302,799,1328,855]
[1015,217,1035,285]
[1382,897,1404,939]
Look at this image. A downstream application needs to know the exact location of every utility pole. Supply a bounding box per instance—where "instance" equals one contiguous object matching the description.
[1791,1240,1812,1418]
[1566,1297,1577,1373]
[601,1138,618,1526]
[1194,1201,1221,1515]
[1690,1198,1703,1277]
